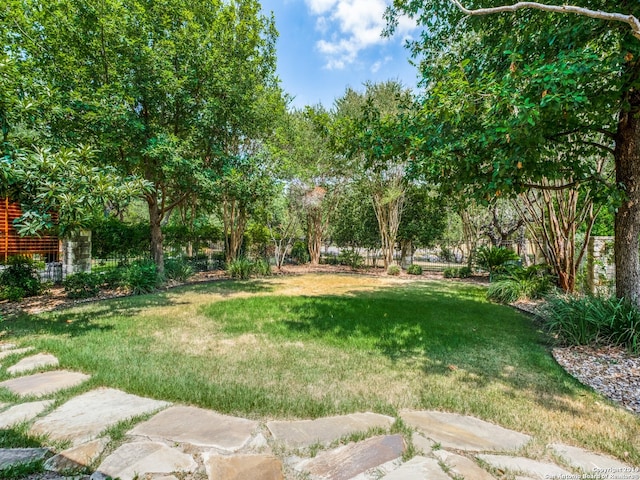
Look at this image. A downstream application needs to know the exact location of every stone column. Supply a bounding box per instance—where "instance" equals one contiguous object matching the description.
[62,230,92,277]
[586,236,615,295]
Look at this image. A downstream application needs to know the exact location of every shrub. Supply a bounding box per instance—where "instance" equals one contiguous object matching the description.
[406,264,423,275]
[290,241,310,264]
[387,265,401,276]
[123,260,160,295]
[0,256,44,301]
[228,258,254,280]
[253,258,272,277]
[338,250,364,270]
[443,266,473,279]
[542,295,640,353]
[475,246,520,278]
[63,272,101,299]
[487,264,554,304]
[164,258,194,282]
[100,268,126,290]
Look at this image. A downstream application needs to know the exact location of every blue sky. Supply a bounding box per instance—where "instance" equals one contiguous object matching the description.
[260,0,422,109]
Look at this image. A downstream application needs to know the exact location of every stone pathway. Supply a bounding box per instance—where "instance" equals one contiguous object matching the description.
[0,344,637,480]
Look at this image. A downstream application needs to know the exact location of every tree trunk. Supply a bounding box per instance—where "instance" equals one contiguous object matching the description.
[307,209,322,265]
[614,89,640,304]
[148,195,165,277]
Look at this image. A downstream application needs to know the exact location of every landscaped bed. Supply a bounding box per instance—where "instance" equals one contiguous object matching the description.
[1,273,638,466]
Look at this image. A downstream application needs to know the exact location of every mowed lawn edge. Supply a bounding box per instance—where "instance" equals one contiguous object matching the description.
[3,274,639,464]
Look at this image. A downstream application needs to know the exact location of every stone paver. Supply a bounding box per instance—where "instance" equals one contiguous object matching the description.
[267,412,395,448]
[296,434,405,480]
[203,453,284,480]
[0,400,53,428]
[45,438,110,473]
[549,443,640,477]
[411,432,435,455]
[0,370,90,397]
[0,448,51,469]
[0,347,33,360]
[380,456,450,480]
[7,353,59,375]
[30,388,170,446]
[128,405,257,451]
[90,441,197,480]
[400,410,532,452]
[434,450,497,480]
[476,454,572,479]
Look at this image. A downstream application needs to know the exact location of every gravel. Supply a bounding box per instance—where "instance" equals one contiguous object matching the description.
[553,345,640,415]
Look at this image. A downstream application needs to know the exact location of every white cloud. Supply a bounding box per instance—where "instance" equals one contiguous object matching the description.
[304,0,417,70]
[371,55,392,73]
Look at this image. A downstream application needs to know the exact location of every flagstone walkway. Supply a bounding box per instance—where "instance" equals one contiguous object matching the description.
[0,345,637,480]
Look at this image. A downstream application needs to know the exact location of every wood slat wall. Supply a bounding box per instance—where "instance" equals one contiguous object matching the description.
[0,199,60,262]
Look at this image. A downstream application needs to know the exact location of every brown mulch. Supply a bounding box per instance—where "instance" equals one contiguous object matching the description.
[1,266,637,416]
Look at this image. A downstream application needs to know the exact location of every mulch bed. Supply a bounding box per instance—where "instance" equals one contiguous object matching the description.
[1,266,637,416]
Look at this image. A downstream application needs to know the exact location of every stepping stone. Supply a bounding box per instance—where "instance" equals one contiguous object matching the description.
[30,388,170,447]
[296,434,405,480]
[0,370,90,397]
[433,450,497,480]
[400,410,531,452]
[90,441,197,480]
[267,412,395,448]
[0,343,17,351]
[549,443,639,477]
[203,453,284,480]
[45,438,109,472]
[379,456,449,480]
[0,347,34,360]
[7,353,59,375]
[476,454,572,479]
[0,400,53,428]
[0,448,51,470]
[128,405,257,452]
[411,432,435,455]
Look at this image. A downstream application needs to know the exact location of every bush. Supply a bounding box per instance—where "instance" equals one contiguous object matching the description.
[253,258,272,277]
[387,265,401,276]
[99,268,126,290]
[406,264,423,275]
[542,295,640,353]
[443,266,473,279]
[164,258,194,282]
[227,258,254,280]
[475,246,520,278]
[0,256,44,301]
[338,250,364,270]
[290,241,310,264]
[63,272,101,299]
[487,264,554,303]
[123,260,160,295]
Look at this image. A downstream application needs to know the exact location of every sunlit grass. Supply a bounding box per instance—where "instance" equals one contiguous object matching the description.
[3,274,639,464]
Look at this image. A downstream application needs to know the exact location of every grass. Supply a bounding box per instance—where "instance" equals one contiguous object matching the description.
[2,274,639,465]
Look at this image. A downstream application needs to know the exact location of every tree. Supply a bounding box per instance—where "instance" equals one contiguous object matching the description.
[5,0,281,275]
[267,107,342,265]
[386,1,640,302]
[333,81,414,269]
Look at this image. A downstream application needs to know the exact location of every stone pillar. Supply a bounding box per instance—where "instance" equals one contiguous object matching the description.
[62,230,92,277]
[586,236,615,295]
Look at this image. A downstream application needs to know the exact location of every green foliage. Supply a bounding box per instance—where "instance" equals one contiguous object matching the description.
[542,295,640,353]
[387,265,401,276]
[227,257,273,280]
[337,250,364,270]
[475,246,520,277]
[0,256,44,301]
[290,241,310,265]
[63,272,101,299]
[91,218,150,258]
[487,265,555,304]
[443,266,472,279]
[99,268,126,290]
[123,260,160,295]
[164,258,195,283]
[398,186,447,249]
[406,264,423,275]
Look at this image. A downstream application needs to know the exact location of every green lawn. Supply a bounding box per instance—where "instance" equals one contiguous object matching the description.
[2,274,639,464]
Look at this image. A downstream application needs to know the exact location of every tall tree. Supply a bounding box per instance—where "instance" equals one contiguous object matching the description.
[5,0,281,275]
[333,81,414,269]
[387,1,640,301]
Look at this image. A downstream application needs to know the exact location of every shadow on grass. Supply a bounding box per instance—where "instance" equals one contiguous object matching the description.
[205,281,587,412]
